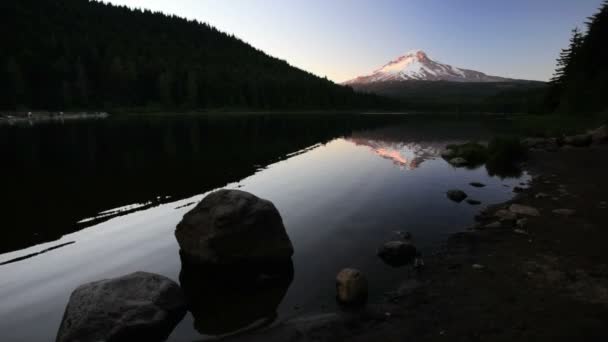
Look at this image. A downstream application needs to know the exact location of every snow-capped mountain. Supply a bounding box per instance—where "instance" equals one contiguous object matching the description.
[344,50,511,84]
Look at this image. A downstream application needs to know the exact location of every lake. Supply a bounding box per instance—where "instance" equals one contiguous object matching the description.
[0,114,529,341]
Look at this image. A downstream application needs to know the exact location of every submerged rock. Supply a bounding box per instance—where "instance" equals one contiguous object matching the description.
[378,241,418,267]
[447,190,468,203]
[336,268,368,306]
[56,272,187,342]
[509,204,540,217]
[175,189,293,265]
[466,199,482,206]
[469,182,486,188]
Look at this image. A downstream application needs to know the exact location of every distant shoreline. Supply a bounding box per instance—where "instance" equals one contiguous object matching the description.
[0,112,109,125]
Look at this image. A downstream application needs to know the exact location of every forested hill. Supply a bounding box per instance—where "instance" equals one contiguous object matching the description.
[0,0,391,111]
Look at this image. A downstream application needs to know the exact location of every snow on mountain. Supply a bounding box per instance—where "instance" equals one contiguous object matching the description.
[344,50,511,84]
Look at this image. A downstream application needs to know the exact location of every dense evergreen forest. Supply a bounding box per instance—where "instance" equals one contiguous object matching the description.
[0,0,391,111]
[547,1,608,115]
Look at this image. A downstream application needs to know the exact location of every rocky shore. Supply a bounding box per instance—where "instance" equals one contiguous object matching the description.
[229,128,608,341]
[54,126,608,341]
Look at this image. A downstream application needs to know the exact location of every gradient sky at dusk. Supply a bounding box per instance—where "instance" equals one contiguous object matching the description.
[105,0,604,82]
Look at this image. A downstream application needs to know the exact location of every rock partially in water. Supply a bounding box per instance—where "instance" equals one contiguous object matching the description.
[446,190,468,203]
[56,272,187,342]
[179,255,294,336]
[175,189,294,265]
[336,268,368,306]
[509,204,540,217]
[494,209,517,222]
[441,148,457,159]
[469,182,486,188]
[589,125,608,144]
[466,199,482,206]
[378,241,418,267]
[448,157,468,167]
[564,134,592,147]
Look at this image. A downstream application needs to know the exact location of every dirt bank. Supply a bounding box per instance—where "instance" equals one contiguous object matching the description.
[231,146,608,342]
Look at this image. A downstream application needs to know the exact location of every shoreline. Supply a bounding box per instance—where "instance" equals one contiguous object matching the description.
[0,111,109,125]
[230,144,608,341]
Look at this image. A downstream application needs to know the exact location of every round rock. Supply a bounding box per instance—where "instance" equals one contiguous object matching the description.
[447,190,468,203]
[175,189,294,265]
[377,241,418,267]
[56,272,187,342]
[336,268,368,305]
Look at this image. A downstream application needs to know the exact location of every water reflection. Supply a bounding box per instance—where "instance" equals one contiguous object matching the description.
[349,138,441,170]
[0,114,396,254]
[179,253,294,336]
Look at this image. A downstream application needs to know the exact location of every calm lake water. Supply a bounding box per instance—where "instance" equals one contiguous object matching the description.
[0,114,528,341]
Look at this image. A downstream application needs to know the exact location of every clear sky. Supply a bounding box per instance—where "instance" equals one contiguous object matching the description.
[104,0,604,82]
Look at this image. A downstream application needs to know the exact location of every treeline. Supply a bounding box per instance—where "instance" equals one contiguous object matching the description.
[546,1,608,115]
[352,81,548,114]
[0,0,392,111]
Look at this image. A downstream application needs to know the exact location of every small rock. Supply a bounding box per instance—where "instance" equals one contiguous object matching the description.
[553,209,576,217]
[495,209,517,222]
[378,241,418,267]
[466,199,482,206]
[514,229,529,235]
[336,268,368,305]
[516,218,528,229]
[449,157,468,167]
[509,204,540,217]
[564,134,592,147]
[447,190,468,202]
[599,201,608,209]
[485,222,502,229]
[535,193,550,199]
[588,125,608,144]
[472,264,485,270]
[513,186,525,193]
[469,182,486,188]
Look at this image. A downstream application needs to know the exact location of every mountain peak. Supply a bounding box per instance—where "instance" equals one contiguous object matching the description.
[345,50,511,84]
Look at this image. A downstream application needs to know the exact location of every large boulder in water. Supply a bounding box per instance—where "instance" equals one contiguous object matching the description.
[56,272,187,342]
[175,189,294,265]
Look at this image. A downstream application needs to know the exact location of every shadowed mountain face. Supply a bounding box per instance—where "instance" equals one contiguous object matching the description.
[344,50,513,84]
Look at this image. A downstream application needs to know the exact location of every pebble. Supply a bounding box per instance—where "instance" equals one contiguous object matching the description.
[535,193,550,199]
[472,264,485,270]
[552,209,576,216]
[514,229,529,235]
[485,222,502,229]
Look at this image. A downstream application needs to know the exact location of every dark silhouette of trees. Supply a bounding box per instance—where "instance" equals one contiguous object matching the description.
[547,1,608,114]
[0,0,391,111]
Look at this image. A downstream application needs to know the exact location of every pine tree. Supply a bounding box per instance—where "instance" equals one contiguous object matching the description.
[550,27,584,86]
